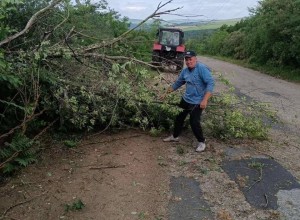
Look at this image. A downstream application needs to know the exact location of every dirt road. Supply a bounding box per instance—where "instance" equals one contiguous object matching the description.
[1,57,300,220]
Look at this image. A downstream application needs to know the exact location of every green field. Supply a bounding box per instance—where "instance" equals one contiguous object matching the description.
[175,18,241,31]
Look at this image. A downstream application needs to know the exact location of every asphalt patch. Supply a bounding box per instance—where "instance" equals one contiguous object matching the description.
[233,88,288,132]
[263,91,281,97]
[222,158,300,209]
[168,176,213,220]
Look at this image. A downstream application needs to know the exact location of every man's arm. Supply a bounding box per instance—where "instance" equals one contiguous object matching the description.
[160,86,174,100]
[200,65,214,109]
[160,70,185,100]
[200,92,212,109]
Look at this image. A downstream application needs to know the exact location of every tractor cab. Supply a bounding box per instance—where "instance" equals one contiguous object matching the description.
[158,28,184,46]
[152,28,186,71]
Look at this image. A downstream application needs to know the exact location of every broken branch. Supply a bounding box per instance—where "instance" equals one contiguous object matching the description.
[89,165,126,170]
[83,0,182,52]
[0,0,63,47]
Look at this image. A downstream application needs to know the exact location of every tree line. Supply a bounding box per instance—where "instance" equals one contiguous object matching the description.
[187,0,300,80]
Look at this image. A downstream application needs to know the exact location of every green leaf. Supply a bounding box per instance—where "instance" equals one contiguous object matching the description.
[0,74,22,88]
[3,163,15,173]
[63,140,78,148]
[14,158,29,167]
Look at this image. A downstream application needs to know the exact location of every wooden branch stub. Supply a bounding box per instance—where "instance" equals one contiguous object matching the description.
[89,165,126,170]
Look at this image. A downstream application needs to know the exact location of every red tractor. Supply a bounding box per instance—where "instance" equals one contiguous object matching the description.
[152,27,185,71]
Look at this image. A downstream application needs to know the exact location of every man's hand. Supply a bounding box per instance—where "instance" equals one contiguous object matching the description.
[200,99,208,109]
[200,92,212,109]
[160,86,174,101]
[159,94,167,101]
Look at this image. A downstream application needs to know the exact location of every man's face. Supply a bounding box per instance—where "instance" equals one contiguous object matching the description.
[185,56,197,69]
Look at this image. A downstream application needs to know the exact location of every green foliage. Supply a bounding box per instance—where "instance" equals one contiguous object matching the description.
[127,30,153,61]
[204,74,274,140]
[203,30,229,55]
[0,53,41,133]
[199,0,300,79]
[65,0,129,45]
[0,72,22,89]
[200,168,210,175]
[1,0,163,137]
[0,0,278,176]
[248,160,265,170]
[176,145,185,155]
[0,0,23,39]
[220,31,246,59]
[205,94,270,140]
[0,134,37,173]
[138,212,145,219]
[0,0,136,175]
[1,0,53,49]
[245,0,300,66]
[64,199,85,212]
[63,140,78,148]
[50,62,177,132]
[149,127,163,137]
[158,73,272,141]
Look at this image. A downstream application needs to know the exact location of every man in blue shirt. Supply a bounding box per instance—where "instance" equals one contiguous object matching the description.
[162,50,215,152]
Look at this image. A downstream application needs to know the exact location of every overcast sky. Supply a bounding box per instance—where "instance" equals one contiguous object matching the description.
[105,0,260,20]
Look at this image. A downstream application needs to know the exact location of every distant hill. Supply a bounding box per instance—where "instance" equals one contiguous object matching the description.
[128,18,242,31]
[174,18,241,31]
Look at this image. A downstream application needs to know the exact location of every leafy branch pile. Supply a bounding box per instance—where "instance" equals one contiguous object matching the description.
[0,0,178,173]
[162,74,276,141]
[205,81,276,140]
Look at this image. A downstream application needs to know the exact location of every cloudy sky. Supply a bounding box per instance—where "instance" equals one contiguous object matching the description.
[106,0,260,20]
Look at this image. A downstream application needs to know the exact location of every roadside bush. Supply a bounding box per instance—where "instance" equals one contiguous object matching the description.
[202,30,229,55]
[201,0,300,77]
[204,75,275,140]
[221,31,246,59]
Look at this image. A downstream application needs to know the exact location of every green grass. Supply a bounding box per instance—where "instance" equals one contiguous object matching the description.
[64,199,85,212]
[203,55,300,83]
[249,64,300,82]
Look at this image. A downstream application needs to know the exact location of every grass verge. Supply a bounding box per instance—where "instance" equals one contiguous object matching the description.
[203,55,300,83]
